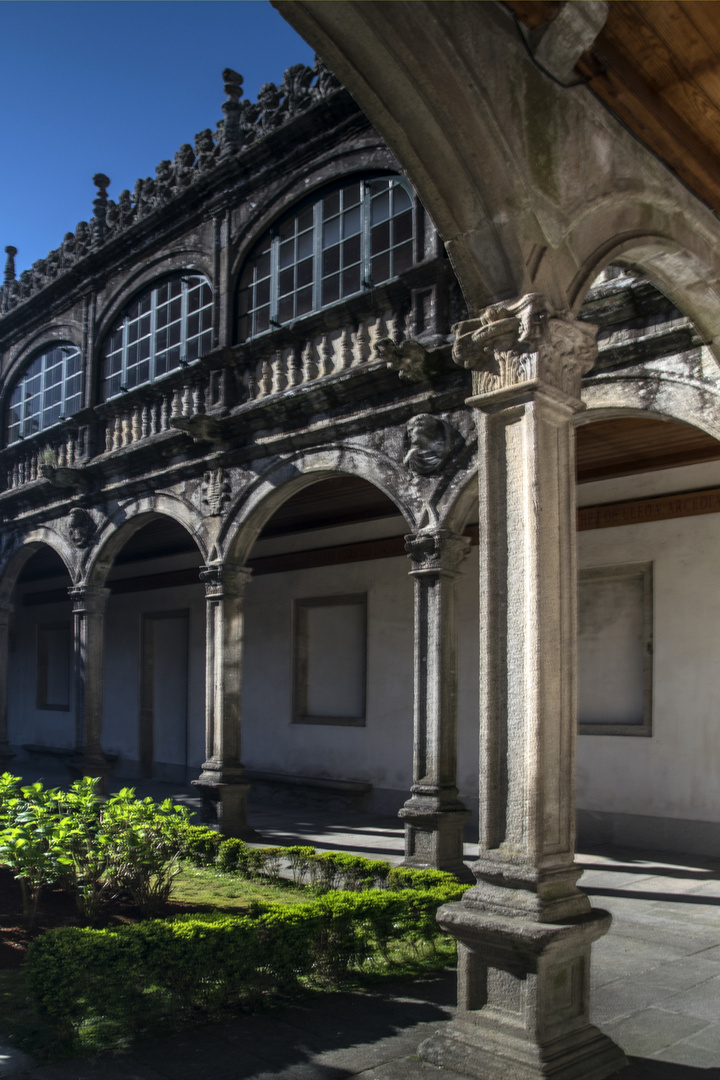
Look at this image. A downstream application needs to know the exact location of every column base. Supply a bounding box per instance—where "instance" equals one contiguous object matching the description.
[66,752,117,794]
[418,900,626,1080]
[191,773,258,839]
[420,1017,626,1080]
[0,743,16,773]
[399,794,473,880]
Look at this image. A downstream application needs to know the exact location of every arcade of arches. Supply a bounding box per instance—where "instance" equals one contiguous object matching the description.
[5,9,720,1074]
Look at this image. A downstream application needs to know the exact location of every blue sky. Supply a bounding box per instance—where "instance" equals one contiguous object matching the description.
[0,1,314,275]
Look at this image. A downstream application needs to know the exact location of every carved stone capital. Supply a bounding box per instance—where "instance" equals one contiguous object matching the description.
[68,585,110,615]
[200,563,252,599]
[405,529,470,575]
[453,293,597,402]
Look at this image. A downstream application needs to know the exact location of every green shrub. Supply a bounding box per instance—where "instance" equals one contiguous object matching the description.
[175,824,221,867]
[284,845,316,884]
[25,881,464,1050]
[216,838,248,874]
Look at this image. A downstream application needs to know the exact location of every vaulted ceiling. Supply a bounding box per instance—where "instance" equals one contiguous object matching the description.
[506,1,720,217]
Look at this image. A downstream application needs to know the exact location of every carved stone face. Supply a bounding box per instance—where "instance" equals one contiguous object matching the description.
[404,414,451,475]
[67,508,94,549]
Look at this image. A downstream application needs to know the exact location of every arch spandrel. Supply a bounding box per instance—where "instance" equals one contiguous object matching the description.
[219,446,419,567]
[84,493,210,588]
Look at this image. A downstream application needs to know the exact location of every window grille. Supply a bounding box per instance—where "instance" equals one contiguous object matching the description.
[101,274,213,400]
[6,344,83,445]
[237,176,414,341]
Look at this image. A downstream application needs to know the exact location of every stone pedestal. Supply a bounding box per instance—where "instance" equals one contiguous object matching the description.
[68,586,114,791]
[420,296,626,1079]
[420,904,621,1080]
[0,601,15,773]
[193,563,258,839]
[400,529,471,879]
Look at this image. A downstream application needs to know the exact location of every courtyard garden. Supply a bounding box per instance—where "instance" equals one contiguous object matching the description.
[0,774,462,1063]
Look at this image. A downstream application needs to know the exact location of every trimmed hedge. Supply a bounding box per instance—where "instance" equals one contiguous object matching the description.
[26,883,463,1047]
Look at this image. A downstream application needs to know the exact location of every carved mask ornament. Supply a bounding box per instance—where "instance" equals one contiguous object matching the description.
[404,414,454,475]
[67,508,95,549]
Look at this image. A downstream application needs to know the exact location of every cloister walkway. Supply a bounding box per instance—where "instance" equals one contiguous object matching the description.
[2,768,720,1078]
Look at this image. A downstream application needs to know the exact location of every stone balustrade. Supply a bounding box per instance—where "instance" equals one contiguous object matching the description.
[250,311,403,399]
[3,421,90,492]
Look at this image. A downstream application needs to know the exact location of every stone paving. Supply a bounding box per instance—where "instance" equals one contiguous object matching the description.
[2,771,720,1078]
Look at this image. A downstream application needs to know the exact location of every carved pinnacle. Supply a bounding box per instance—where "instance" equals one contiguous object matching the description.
[3,246,17,285]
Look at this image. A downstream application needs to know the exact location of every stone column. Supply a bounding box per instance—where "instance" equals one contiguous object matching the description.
[420,295,626,1080]
[192,563,256,838]
[0,601,15,771]
[68,585,114,788]
[399,529,471,878]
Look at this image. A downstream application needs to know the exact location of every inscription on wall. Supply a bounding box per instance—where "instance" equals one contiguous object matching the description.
[578,486,720,531]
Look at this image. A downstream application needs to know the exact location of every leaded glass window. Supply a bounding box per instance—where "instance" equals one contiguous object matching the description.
[6,344,83,445]
[237,177,415,341]
[101,274,213,400]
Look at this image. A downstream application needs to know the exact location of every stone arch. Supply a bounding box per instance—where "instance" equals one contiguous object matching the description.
[562,203,720,365]
[579,374,720,443]
[229,144,401,283]
[221,445,416,566]
[0,527,76,604]
[84,493,209,588]
[94,248,214,346]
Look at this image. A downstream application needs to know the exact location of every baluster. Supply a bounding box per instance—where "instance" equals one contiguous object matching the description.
[302,341,318,382]
[192,381,206,416]
[113,414,123,450]
[259,358,273,396]
[170,387,182,419]
[67,432,76,466]
[340,327,353,369]
[319,335,333,377]
[129,405,140,443]
[106,417,114,453]
[388,308,404,345]
[181,384,193,418]
[246,368,258,399]
[160,395,170,430]
[140,403,150,439]
[287,347,301,387]
[271,349,287,394]
[12,461,19,489]
[120,413,130,447]
[18,459,25,486]
[56,441,65,468]
[369,313,388,360]
[353,320,371,366]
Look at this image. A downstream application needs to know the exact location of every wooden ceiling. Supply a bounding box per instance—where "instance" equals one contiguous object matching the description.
[576,415,720,482]
[505,0,720,216]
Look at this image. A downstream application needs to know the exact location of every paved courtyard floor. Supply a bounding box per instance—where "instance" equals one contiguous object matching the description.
[2,770,720,1078]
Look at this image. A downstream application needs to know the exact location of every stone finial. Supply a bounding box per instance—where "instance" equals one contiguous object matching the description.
[453,293,597,400]
[92,173,110,247]
[221,67,243,156]
[3,246,17,285]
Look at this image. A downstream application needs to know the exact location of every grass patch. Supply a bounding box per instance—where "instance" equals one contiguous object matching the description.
[171,864,309,911]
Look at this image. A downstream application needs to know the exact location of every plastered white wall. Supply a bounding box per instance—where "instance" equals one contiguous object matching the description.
[577,462,720,824]
[242,547,480,808]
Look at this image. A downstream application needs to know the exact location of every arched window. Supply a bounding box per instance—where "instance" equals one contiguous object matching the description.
[6,344,83,445]
[101,274,212,400]
[237,176,415,341]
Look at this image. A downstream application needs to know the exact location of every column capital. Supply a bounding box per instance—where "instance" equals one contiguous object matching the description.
[68,584,110,614]
[199,562,252,598]
[405,529,470,575]
[454,293,597,405]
